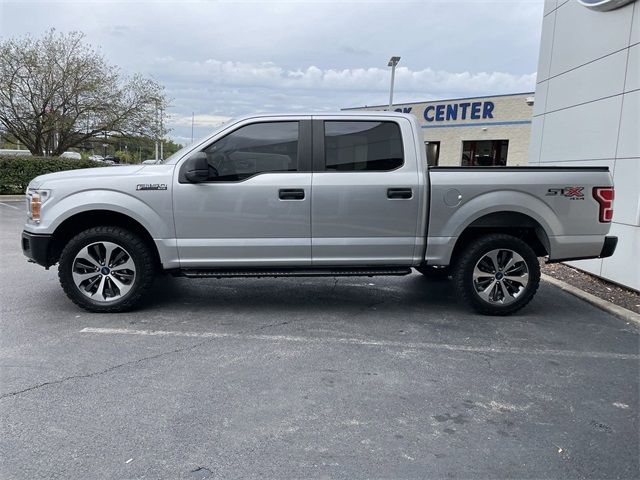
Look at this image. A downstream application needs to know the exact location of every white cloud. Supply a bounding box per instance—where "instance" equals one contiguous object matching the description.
[159,58,536,141]
[153,57,536,96]
[1,0,544,144]
[170,114,231,127]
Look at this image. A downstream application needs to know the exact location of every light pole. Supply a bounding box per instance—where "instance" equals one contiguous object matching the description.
[388,56,401,111]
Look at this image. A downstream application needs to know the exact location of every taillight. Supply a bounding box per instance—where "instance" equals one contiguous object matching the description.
[593,187,614,223]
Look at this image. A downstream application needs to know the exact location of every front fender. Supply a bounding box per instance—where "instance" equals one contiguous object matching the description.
[26,189,175,239]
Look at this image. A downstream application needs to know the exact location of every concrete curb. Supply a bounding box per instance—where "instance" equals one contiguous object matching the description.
[542,273,640,326]
[0,195,25,202]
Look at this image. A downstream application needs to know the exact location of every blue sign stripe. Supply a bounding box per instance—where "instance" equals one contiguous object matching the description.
[421,120,532,129]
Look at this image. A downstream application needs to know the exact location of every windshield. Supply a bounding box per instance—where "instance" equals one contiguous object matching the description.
[160,118,235,164]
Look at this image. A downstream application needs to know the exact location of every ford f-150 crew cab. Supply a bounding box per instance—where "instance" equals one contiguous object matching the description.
[21,112,617,315]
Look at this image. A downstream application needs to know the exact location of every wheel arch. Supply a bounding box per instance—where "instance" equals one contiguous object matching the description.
[48,210,161,268]
[450,211,550,266]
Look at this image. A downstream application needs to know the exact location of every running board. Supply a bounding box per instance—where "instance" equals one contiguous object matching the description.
[179,267,412,279]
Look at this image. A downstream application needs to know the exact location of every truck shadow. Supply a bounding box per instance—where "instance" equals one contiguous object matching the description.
[143,272,548,326]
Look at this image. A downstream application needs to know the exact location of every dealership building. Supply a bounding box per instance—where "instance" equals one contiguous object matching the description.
[344,92,534,167]
[530,0,639,291]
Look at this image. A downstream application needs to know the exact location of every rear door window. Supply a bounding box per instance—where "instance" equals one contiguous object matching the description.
[324,121,404,172]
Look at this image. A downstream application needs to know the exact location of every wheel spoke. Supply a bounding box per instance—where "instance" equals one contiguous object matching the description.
[486,250,500,274]
[108,274,133,296]
[72,271,100,284]
[477,279,498,301]
[505,272,529,286]
[501,255,516,273]
[500,281,517,300]
[473,265,494,281]
[103,243,118,266]
[90,275,107,300]
[75,247,101,269]
[111,257,134,272]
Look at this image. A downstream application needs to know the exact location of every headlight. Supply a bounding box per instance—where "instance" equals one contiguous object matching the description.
[26,188,51,222]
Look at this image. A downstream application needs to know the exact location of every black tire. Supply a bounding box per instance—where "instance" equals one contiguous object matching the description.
[58,226,156,313]
[415,265,451,280]
[452,234,540,316]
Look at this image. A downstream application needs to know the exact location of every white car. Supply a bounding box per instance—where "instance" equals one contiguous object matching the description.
[88,155,104,161]
[0,149,32,157]
[60,151,82,160]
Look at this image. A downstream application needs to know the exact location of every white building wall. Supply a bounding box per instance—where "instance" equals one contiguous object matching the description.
[530,0,640,291]
[348,93,534,167]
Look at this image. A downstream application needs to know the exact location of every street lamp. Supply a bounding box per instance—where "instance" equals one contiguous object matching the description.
[388,56,401,111]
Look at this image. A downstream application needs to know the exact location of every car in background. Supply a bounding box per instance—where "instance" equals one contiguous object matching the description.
[60,151,82,160]
[0,149,32,157]
[88,155,104,162]
[102,155,121,164]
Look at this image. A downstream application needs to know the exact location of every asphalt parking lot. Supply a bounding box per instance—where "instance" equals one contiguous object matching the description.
[1,200,638,479]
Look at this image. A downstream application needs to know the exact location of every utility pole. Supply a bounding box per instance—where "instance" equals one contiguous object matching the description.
[159,103,164,160]
[388,56,401,111]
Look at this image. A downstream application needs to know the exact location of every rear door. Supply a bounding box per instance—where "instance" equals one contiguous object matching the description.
[173,117,312,267]
[311,116,421,265]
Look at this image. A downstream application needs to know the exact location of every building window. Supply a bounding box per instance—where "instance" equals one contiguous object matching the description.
[461,140,508,166]
[425,141,440,167]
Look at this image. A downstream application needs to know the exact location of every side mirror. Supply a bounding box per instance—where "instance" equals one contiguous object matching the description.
[184,152,209,183]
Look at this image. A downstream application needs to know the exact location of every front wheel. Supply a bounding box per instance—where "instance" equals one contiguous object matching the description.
[452,234,540,316]
[58,226,156,312]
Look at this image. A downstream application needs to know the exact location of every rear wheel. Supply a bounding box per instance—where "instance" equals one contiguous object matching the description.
[58,226,156,312]
[453,234,540,316]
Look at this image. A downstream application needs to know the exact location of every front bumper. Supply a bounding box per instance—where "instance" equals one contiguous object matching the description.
[599,236,617,259]
[22,231,53,268]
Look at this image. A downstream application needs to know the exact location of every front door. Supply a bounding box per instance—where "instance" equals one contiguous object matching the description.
[173,118,312,267]
[311,118,421,265]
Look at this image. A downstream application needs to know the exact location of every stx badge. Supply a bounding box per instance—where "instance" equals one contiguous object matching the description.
[546,187,584,200]
[136,184,167,191]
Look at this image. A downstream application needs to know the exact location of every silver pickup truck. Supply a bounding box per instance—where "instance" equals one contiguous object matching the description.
[21,112,617,315]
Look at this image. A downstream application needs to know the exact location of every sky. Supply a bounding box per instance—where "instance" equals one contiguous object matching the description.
[0,0,545,144]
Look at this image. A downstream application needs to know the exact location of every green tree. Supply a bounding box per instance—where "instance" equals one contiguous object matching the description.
[0,29,169,156]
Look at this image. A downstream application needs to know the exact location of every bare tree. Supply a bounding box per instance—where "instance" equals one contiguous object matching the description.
[0,29,168,156]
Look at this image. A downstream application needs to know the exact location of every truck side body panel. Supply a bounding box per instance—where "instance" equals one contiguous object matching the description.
[310,115,425,266]
[22,113,614,274]
[426,168,614,265]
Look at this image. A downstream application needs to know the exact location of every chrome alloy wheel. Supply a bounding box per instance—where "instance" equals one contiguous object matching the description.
[472,248,529,305]
[71,241,136,302]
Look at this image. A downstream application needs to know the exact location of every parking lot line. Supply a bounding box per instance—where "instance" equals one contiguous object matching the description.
[0,202,21,210]
[80,327,639,361]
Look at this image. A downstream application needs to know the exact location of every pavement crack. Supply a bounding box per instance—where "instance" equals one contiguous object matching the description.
[254,320,290,331]
[0,338,214,401]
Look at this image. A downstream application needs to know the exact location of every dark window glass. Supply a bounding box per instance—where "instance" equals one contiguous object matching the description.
[324,121,403,171]
[202,122,298,181]
[461,140,509,166]
[425,141,440,167]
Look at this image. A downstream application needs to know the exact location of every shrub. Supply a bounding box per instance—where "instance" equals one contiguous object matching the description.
[0,155,107,194]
